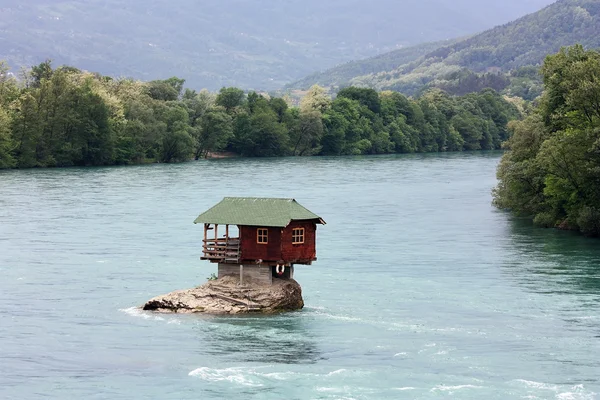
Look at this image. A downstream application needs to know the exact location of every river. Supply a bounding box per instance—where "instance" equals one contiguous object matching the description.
[1,152,599,399]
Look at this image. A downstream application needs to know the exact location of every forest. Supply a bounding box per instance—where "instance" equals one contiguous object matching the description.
[494,45,600,237]
[0,60,521,169]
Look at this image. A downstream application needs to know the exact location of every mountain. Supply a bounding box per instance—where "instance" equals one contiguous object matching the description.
[0,0,553,90]
[286,39,461,91]
[287,0,600,98]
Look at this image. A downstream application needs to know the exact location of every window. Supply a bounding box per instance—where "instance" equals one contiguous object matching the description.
[257,228,268,244]
[292,228,305,244]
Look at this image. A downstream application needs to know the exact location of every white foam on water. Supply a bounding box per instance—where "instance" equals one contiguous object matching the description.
[387,321,480,335]
[418,343,438,354]
[556,385,597,400]
[260,371,298,380]
[313,311,364,322]
[316,387,340,392]
[432,327,463,332]
[326,369,347,376]
[119,307,166,321]
[394,352,408,357]
[431,384,483,392]
[315,386,360,397]
[188,367,263,387]
[188,366,366,387]
[578,316,600,320]
[515,379,560,391]
[17,277,24,280]
[96,260,107,263]
[393,387,416,391]
[513,380,596,400]
[304,305,326,311]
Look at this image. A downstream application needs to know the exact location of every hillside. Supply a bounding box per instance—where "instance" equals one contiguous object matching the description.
[286,39,460,90]
[0,0,553,90]
[287,0,600,97]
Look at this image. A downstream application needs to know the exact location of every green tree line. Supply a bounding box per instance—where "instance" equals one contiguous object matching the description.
[494,45,600,237]
[0,60,521,169]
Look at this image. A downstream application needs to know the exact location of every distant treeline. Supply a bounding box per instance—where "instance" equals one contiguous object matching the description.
[0,60,521,169]
[494,45,600,237]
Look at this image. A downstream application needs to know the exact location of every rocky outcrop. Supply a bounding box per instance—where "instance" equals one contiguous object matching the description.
[142,275,304,314]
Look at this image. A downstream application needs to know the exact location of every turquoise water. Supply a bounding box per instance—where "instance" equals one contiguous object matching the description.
[1,153,599,399]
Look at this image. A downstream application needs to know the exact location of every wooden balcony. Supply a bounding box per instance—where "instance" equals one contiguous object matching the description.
[201,237,241,263]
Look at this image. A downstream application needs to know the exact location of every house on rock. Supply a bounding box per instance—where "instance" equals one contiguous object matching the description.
[194,197,325,285]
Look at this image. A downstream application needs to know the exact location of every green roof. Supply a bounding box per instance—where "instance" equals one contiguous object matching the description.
[194,197,325,227]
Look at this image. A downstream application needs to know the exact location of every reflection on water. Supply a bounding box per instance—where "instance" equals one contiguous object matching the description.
[194,314,321,364]
[504,216,600,295]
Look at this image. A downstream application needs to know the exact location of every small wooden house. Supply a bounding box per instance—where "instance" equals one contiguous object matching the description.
[194,197,325,285]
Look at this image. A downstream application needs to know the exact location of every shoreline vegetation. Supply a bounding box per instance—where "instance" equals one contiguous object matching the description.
[493,45,600,237]
[2,45,598,237]
[0,59,521,170]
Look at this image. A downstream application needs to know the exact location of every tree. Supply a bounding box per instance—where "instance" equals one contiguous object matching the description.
[196,109,233,158]
[184,89,215,127]
[216,87,245,113]
[290,111,323,156]
[0,107,15,168]
[0,61,18,106]
[147,80,179,101]
[234,110,289,157]
[337,87,381,113]
[380,91,413,123]
[158,103,193,162]
[30,60,53,88]
[493,115,547,215]
[300,85,331,114]
[320,109,348,155]
[163,77,186,98]
[269,97,288,123]
[494,45,600,236]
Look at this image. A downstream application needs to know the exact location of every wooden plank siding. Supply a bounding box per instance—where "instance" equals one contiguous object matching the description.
[239,225,282,263]
[281,221,317,264]
[238,221,317,265]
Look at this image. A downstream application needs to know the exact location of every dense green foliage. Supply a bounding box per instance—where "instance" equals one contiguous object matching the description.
[0,0,552,90]
[289,0,599,99]
[494,45,600,237]
[0,61,520,168]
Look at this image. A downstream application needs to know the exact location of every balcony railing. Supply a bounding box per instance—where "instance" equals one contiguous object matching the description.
[201,237,241,263]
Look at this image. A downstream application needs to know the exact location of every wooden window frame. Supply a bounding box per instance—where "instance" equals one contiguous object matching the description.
[292,228,305,244]
[257,228,268,244]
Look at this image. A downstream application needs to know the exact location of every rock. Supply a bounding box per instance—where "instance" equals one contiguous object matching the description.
[142,275,304,315]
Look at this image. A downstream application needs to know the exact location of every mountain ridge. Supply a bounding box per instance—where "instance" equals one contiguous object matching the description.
[286,0,600,97]
[0,0,554,90]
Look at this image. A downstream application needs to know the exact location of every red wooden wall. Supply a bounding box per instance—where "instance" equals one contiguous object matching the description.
[281,221,316,263]
[239,220,317,264]
[239,225,282,262]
